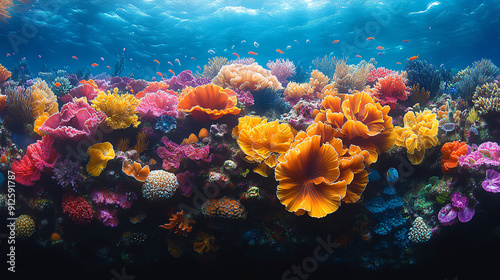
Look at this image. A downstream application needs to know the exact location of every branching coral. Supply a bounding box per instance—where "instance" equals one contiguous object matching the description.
[266,58,296,87]
[283,82,314,104]
[159,210,195,236]
[441,141,467,173]
[309,70,330,95]
[394,110,439,165]
[332,59,373,93]
[371,74,410,109]
[177,83,240,122]
[472,82,500,115]
[212,63,283,91]
[91,88,140,129]
[201,56,229,80]
[405,60,441,99]
[311,55,337,78]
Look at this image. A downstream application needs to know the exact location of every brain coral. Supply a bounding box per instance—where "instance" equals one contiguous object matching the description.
[212,63,282,91]
[142,170,179,201]
[394,109,439,165]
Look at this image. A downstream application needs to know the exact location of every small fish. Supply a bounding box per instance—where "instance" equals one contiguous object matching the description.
[175,59,181,66]
[286,45,291,50]
[130,58,133,61]
[156,72,163,77]
[191,57,195,60]
[232,52,240,59]
[123,48,126,51]
[231,45,235,49]
[91,63,98,67]
[38,55,41,58]
[154,59,160,65]
[356,55,362,58]
[168,69,175,75]
[386,167,399,186]
[21,57,26,61]
[254,41,259,48]
[241,40,246,44]
[168,61,173,66]
[376,46,384,50]
[403,40,410,43]
[409,55,419,61]
[106,65,111,69]
[100,57,104,61]
[197,65,202,70]
[377,52,384,56]
[6,53,10,57]
[248,51,258,55]
[396,62,401,64]
[72,56,78,60]
[54,82,61,87]
[208,49,215,54]
[332,40,339,44]
[276,49,284,54]
[294,40,299,44]
[366,37,375,40]
[306,39,310,43]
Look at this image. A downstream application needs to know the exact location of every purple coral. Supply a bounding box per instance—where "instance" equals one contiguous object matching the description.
[96,208,119,227]
[52,159,84,191]
[482,169,500,193]
[438,193,475,225]
[176,171,195,197]
[157,137,211,170]
[266,58,296,87]
[458,142,500,169]
[234,89,254,107]
[165,70,210,92]
[90,188,137,210]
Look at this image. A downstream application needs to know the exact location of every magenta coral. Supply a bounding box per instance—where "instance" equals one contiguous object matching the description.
[458,142,500,169]
[96,208,119,227]
[367,67,398,85]
[165,70,210,92]
[176,171,195,197]
[40,97,106,141]
[136,89,180,119]
[157,137,211,171]
[62,193,94,225]
[438,193,475,226]
[266,59,296,87]
[60,84,99,104]
[90,188,136,209]
[482,169,500,193]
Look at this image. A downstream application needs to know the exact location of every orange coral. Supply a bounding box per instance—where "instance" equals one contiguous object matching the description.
[0,93,6,111]
[309,70,330,94]
[198,128,209,140]
[232,116,294,177]
[212,63,283,91]
[133,131,149,153]
[86,142,115,176]
[441,141,467,173]
[275,134,368,218]
[394,110,439,165]
[122,159,150,182]
[0,63,11,83]
[201,196,247,219]
[159,210,195,236]
[177,83,241,122]
[181,133,199,145]
[136,81,170,99]
[28,79,59,120]
[193,232,219,254]
[33,112,50,136]
[314,91,395,165]
[0,1,14,21]
[283,82,314,103]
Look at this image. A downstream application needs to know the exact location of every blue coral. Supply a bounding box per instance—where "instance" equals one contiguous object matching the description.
[155,115,177,134]
[393,228,409,248]
[366,185,407,236]
[405,60,441,98]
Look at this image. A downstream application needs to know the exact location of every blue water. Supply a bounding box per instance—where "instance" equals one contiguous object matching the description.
[1,0,499,77]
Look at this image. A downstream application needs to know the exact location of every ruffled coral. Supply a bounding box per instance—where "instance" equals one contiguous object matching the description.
[177,83,240,122]
[394,110,439,165]
[91,88,140,129]
[370,74,410,109]
[136,81,170,99]
[232,116,294,176]
[0,63,11,83]
[283,82,314,104]
[159,210,195,236]
[60,83,100,103]
[157,137,211,171]
[367,67,398,85]
[458,142,500,169]
[212,63,283,91]
[441,141,468,173]
[86,142,115,176]
[314,91,395,165]
[122,159,150,182]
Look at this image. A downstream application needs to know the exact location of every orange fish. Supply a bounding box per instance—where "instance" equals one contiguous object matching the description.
[106,66,111,69]
[366,37,375,40]
[276,49,284,54]
[91,63,98,67]
[232,52,240,58]
[197,65,202,70]
[0,154,7,164]
[6,53,10,57]
[168,69,175,75]
[54,82,61,87]
[356,55,362,58]
[248,51,258,55]
[332,40,339,44]
[72,56,78,60]
[396,62,401,64]
[409,55,419,61]
[154,59,160,65]
[191,57,195,60]
[156,72,163,77]
[403,40,410,43]
[376,46,384,50]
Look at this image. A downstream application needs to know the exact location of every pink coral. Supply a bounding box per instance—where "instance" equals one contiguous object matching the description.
[458,142,500,169]
[136,89,180,119]
[60,84,99,103]
[266,59,296,87]
[90,188,137,209]
[371,74,410,109]
[96,208,119,227]
[482,169,500,193]
[40,97,106,141]
[176,171,195,197]
[367,67,398,85]
[157,137,211,171]
[62,193,94,225]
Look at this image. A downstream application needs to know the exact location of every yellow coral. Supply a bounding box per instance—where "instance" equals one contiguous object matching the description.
[473,82,500,115]
[28,79,58,120]
[86,142,115,176]
[309,70,330,94]
[33,112,50,136]
[394,110,439,165]
[212,63,283,91]
[283,82,314,102]
[232,116,294,177]
[91,88,140,129]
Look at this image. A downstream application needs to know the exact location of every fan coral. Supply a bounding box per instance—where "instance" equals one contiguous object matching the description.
[193,232,219,254]
[159,210,195,236]
[91,88,140,129]
[441,141,467,173]
[142,170,179,201]
[157,137,211,171]
[409,83,430,105]
[311,55,337,78]
[394,110,439,165]
[40,97,106,141]
[28,79,59,120]
[482,169,500,193]
[86,142,115,176]
[14,215,35,238]
[456,59,499,102]
[472,82,500,115]
[61,193,94,225]
[212,63,283,91]
[52,159,84,190]
[405,60,441,99]
[371,74,410,109]
[0,63,12,83]
[4,86,34,127]
[266,58,296,87]
[122,159,150,182]
[458,142,500,169]
[232,116,294,177]
[201,56,229,80]
[283,82,314,104]
[177,83,240,122]
[314,91,395,165]
[12,136,60,186]
[201,196,247,219]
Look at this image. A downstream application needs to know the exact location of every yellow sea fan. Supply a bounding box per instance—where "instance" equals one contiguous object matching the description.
[91,88,140,129]
[394,109,439,165]
[28,79,58,120]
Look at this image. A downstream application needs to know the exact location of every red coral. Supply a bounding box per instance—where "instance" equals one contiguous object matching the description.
[367,67,397,85]
[441,141,468,173]
[11,136,60,186]
[371,74,410,109]
[159,210,195,236]
[61,193,94,225]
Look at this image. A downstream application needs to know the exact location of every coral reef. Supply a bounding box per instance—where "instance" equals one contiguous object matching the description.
[142,170,179,201]
[14,215,35,238]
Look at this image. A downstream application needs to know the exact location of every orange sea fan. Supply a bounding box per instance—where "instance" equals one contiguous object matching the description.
[0,63,12,83]
[122,159,150,182]
[177,83,241,122]
[159,210,195,236]
[314,91,395,164]
[441,141,467,173]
